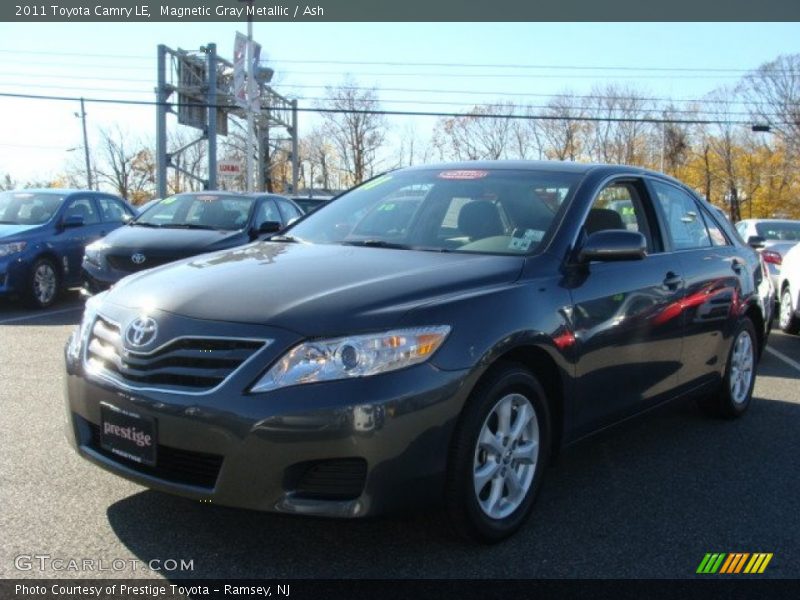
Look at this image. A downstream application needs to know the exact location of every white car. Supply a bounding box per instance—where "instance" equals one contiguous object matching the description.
[777,243,800,333]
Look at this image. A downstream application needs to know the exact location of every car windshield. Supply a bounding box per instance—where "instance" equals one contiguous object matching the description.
[285,168,581,254]
[134,193,254,230]
[0,191,65,225]
[755,221,800,241]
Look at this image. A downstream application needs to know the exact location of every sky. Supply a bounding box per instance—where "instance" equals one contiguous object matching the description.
[0,21,798,185]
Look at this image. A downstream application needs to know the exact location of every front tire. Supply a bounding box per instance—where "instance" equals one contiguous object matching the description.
[446,362,551,543]
[779,286,800,334]
[699,318,757,418]
[27,258,60,309]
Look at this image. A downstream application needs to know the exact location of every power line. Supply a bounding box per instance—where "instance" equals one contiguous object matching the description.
[266,58,798,74]
[0,90,788,127]
[0,48,792,75]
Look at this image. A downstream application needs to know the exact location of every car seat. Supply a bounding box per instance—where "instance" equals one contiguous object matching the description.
[458,201,505,240]
[585,208,625,234]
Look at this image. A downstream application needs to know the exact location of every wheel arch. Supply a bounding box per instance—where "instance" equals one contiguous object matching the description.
[464,343,567,459]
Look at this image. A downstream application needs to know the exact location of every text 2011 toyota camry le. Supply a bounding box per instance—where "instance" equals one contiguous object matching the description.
[64,161,773,542]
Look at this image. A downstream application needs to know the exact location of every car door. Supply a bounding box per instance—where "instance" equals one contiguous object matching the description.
[58,195,105,285]
[648,179,743,389]
[569,177,686,432]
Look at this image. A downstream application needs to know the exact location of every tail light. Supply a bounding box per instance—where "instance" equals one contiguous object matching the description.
[762,250,783,266]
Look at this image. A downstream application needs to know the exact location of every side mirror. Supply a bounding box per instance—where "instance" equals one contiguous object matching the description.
[577,230,646,263]
[747,235,766,249]
[61,215,85,229]
[258,221,282,234]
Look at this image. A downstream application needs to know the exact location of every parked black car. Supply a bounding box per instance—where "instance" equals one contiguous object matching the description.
[82,191,302,294]
[0,189,133,308]
[291,194,334,214]
[65,162,772,542]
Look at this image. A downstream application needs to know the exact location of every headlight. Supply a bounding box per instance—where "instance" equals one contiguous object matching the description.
[66,292,107,362]
[250,325,451,393]
[0,241,27,257]
[84,240,109,267]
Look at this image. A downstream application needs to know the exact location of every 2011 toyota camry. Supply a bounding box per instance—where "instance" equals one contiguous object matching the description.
[64,161,773,542]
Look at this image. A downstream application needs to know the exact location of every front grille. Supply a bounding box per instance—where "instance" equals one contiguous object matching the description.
[107,255,179,273]
[86,420,223,488]
[288,458,368,500]
[85,316,265,392]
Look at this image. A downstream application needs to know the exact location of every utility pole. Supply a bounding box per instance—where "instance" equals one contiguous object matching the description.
[207,43,218,190]
[245,0,256,192]
[76,98,92,190]
[156,44,167,199]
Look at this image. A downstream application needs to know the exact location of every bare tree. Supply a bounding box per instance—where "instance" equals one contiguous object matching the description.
[583,84,654,165]
[0,174,17,191]
[317,77,387,185]
[702,87,747,221]
[92,125,154,202]
[538,92,588,161]
[432,102,517,161]
[740,53,800,155]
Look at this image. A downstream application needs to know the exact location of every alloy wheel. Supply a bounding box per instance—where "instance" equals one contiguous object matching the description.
[33,262,57,306]
[473,393,539,520]
[729,329,754,405]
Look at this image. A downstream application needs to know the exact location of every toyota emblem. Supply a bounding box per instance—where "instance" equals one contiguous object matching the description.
[124,316,159,348]
[131,253,146,265]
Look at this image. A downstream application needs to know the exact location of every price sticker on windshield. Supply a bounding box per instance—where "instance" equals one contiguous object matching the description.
[196,195,220,202]
[438,170,489,180]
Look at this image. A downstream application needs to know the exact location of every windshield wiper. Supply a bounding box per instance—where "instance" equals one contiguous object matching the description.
[130,221,161,227]
[340,240,413,250]
[269,234,304,243]
[0,220,19,224]
[160,223,217,230]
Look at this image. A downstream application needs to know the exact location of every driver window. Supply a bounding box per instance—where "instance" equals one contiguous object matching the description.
[585,181,654,252]
[64,197,99,225]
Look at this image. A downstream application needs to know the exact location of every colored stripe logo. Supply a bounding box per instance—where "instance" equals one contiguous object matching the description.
[697,553,773,574]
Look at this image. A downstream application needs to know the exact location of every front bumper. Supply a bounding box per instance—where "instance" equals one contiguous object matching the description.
[65,343,474,518]
[81,263,123,296]
[0,254,32,297]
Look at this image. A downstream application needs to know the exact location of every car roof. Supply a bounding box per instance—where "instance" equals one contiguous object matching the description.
[4,188,97,196]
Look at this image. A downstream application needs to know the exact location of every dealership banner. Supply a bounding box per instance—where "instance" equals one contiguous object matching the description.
[3,579,800,600]
[2,0,799,21]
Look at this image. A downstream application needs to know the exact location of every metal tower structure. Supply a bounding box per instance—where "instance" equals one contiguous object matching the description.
[155,42,298,197]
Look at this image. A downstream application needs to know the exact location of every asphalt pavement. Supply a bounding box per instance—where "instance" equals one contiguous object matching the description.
[1,292,798,579]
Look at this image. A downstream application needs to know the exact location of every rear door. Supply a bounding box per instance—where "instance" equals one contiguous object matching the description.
[570,177,686,432]
[647,179,743,389]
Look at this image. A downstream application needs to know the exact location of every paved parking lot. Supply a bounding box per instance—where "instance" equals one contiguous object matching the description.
[1,292,798,579]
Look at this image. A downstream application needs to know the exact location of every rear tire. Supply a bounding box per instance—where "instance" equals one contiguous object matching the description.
[779,286,800,334]
[27,257,60,309]
[445,362,551,543]
[699,318,757,418]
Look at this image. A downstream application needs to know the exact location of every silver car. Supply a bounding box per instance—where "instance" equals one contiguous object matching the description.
[736,219,800,294]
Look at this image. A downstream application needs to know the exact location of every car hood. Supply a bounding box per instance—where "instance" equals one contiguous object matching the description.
[0,223,39,239]
[102,225,245,252]
[104,242,525,335]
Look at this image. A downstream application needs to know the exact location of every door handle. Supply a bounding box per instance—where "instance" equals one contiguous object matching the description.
[663,272,683,290]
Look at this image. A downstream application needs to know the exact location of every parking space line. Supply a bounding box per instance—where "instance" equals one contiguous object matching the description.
[0,305,83,325]
[765,346,800,374]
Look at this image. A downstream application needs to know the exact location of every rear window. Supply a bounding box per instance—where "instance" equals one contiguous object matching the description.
[755,221,800,242]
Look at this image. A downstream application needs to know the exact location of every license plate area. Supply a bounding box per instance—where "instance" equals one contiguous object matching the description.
[100,402,157,466]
